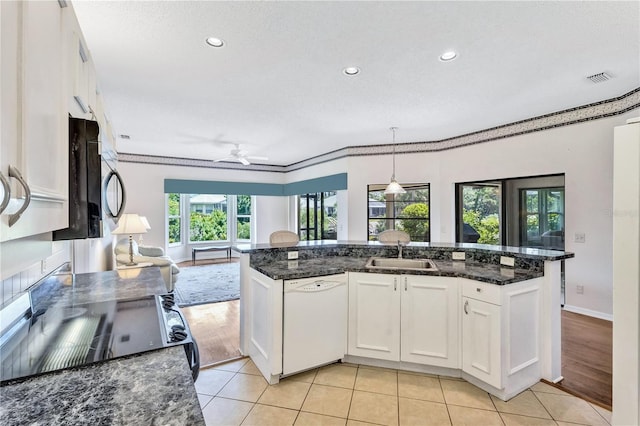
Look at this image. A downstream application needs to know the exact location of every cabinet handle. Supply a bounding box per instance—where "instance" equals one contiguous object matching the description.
[464,300,469,315]
[404,277,407,291]
[8,165,31,227]
[394,277,397,291]
[0,171,10,214]
[103,168,127,222]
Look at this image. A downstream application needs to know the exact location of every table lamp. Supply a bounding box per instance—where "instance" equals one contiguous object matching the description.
[112,213,148,266]
[138,216,151,243]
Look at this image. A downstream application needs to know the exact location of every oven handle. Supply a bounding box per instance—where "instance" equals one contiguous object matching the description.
[186,338,200,382]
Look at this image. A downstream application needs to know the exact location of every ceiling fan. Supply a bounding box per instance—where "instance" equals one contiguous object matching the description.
[213,143,268,165]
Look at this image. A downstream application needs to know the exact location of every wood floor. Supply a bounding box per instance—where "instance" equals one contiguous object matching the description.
[182,299,241,367]
[179,260,613,409]
[178,258,242,367]
[557,310,613,410]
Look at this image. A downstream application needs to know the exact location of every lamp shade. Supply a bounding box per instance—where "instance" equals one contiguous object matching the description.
[112,213,148,235]
[139,216,151,230]
[384,179,406,195]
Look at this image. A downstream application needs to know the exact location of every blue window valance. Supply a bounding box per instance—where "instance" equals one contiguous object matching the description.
[164,173,347,196]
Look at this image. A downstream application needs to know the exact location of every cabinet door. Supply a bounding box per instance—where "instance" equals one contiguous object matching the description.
[401,275,459,368]
[462,297,502,389]
[248,269,283,383]
[348,272,400,361]
[0,1,68,241]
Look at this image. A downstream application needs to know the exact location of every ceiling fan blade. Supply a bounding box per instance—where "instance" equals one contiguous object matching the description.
[238,157,251,166]
[213,156,233,163]
[246,155,269,161]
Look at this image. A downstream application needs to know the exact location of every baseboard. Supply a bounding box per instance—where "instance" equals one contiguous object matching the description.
[563,304,613,321]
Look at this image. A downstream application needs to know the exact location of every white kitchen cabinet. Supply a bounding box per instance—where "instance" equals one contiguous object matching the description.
[401,275,459,368]
[1,0,69,242]
[348,272,400,361]
[348,272,459,368]
[64,6,97,120]
[246,268,283,384]
[461,295,502,388]
[460,277,542,396]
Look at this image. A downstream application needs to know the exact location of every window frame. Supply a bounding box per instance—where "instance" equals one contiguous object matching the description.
[298,191,337,241]
[167,193,182,247]
[367,183,431,242]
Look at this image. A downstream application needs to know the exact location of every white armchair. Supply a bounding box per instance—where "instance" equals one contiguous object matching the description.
[115,239,180,292]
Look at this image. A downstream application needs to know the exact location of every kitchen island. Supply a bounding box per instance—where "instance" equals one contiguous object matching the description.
[0,267,204,426]
[234,240,573,401]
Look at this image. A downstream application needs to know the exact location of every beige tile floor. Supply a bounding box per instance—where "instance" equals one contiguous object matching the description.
[196,358,612,426]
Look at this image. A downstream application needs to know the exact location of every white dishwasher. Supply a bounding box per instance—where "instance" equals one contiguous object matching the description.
[282,273,348,376]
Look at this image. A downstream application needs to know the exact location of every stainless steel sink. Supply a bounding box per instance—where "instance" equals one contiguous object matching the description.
[365,257,438,271]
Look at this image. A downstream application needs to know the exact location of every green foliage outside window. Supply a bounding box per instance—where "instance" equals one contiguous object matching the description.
[461,186,500,244]
[168,193,181,244]
[190,209,227,241]
[398,203,430,241]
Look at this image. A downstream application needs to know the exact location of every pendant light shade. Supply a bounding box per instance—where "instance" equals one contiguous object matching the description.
[384,127,406,195]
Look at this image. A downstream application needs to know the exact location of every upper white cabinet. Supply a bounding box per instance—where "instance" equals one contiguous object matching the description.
[348,272,459,368]
[64,6,96,120]
[1,0,69,242]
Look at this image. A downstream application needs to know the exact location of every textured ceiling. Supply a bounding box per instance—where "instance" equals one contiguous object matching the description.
[72,1,640,166]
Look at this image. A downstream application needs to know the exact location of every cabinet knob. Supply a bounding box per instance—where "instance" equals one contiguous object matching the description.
[476,288,482,293]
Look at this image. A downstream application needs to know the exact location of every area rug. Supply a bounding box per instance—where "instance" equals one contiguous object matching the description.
[173,263,240,307]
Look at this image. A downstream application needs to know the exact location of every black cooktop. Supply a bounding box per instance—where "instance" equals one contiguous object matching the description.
[0,294,188,384]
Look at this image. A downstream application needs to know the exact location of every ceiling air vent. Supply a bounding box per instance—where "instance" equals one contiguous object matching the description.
[119,135,131,140]
[586,72,612,83]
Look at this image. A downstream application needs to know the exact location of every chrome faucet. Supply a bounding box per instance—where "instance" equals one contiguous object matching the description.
[397,241,404,259]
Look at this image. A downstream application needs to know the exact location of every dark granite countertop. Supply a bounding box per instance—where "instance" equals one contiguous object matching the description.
[252,256,543,284]
[0,267,203,425]
[0,346,204,426]
[30,266,169,311]
[235,240,574,261]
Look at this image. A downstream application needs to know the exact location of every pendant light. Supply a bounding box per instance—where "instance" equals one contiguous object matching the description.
[384,127,406,195]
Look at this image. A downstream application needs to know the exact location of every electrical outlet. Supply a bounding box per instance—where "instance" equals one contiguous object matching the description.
[500,256,515,267]
[287,260,298,269]
[574,233,586,243]
[287,251,299,260]
[576,285,584,294]
[452,251,466,261]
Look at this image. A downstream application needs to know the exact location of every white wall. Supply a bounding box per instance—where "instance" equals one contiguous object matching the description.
[118,110,637,317]
[346,111,639,317]
[116,161,289,262]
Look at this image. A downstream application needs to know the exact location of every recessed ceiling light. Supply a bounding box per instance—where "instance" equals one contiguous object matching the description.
[343,66,360,76]
[439,51,458,62]
[205,37,225,48]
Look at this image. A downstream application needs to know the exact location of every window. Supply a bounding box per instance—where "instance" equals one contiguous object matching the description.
[520,188,564,249]
[367,184,430,242]
[456,183,501,244]
[188,194,228,242]
[298,192,337,241]
[236,195,251,240]
[167,193,181,245]
[167,194,252,245]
